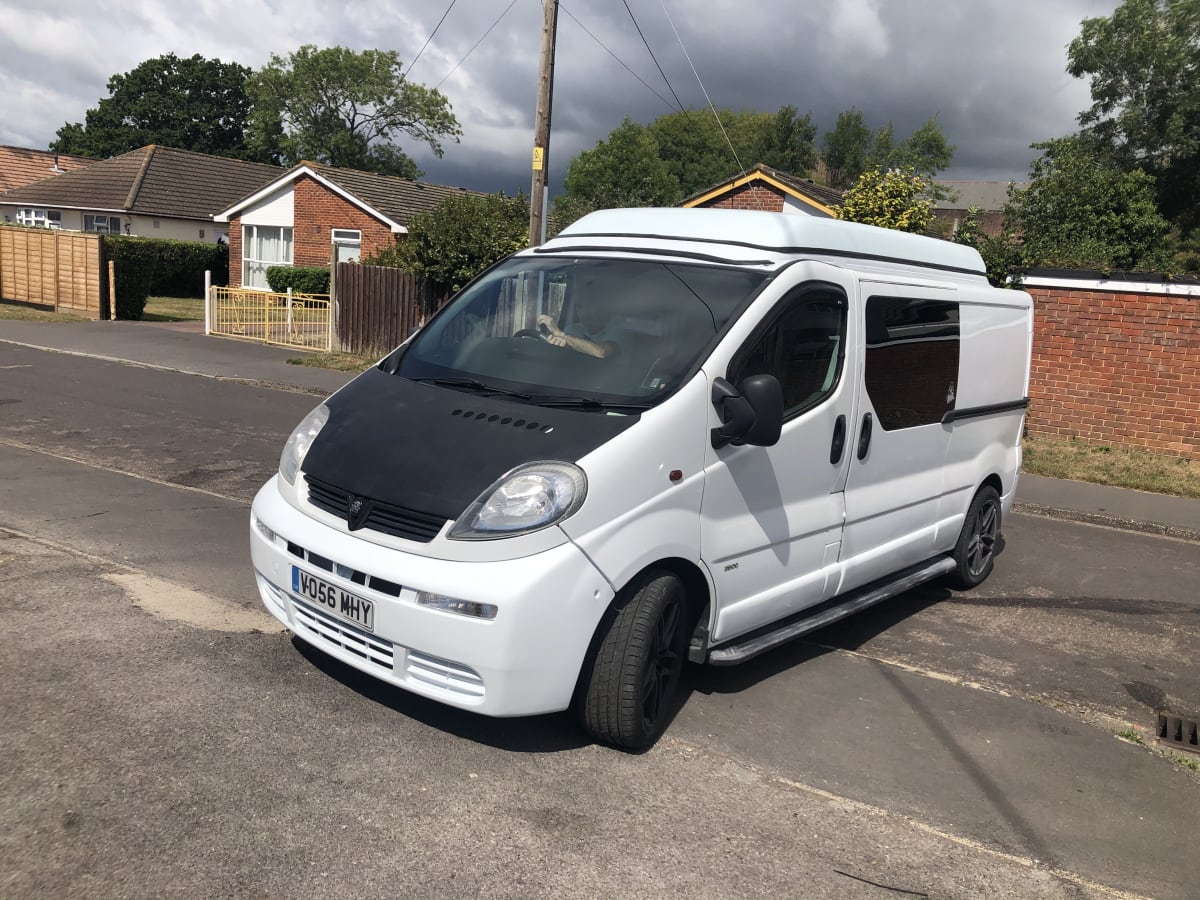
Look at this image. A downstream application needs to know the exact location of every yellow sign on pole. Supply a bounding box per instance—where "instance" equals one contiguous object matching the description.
[532,147,545,171]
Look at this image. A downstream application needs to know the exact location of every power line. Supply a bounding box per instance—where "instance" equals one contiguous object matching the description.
[559,3,679,112]
[407,0,459,78]
[619,0,692,119]
[658,0,743,175]
[435,0,521,91]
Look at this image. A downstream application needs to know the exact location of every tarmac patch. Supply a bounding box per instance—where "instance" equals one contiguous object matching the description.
[102,572,284,633]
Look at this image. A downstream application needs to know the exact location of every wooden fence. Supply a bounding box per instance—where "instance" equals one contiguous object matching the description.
[0,227,104,318]
[334,262,451,355]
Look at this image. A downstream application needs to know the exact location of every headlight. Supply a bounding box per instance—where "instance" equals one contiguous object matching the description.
[279,404,330,485]
[449,461,586,540]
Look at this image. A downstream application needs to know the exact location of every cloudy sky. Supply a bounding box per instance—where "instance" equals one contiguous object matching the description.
[0,0,1119,196]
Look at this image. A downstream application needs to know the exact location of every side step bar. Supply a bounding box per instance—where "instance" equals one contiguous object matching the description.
[706,556,956,666]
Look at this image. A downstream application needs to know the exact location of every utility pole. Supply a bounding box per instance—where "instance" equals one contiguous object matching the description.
[528,0,559,246]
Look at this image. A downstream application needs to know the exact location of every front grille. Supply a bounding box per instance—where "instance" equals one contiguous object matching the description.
[406,650,485,698]
[305,476,447,542]
[291,597,396,672]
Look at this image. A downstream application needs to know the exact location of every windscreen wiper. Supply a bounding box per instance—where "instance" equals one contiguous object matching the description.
[527,395,652,412]
[412,377,531,400]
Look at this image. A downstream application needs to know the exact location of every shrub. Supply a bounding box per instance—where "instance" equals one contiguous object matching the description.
[102,236,227,319]
[265,265,330,294]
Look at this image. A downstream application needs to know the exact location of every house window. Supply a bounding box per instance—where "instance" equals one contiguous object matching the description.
[332,228,362,263]
[84,215,123,234]
[16,208,62,229]
[242,224,294,289]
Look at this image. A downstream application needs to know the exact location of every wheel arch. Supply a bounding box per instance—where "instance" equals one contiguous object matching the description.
[571,555,712,706]
[981,471,1004,498]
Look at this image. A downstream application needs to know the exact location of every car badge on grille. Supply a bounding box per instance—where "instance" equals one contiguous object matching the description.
[347,495,370,531]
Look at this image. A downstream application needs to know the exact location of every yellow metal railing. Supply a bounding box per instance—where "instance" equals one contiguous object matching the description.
[209,287,331,352]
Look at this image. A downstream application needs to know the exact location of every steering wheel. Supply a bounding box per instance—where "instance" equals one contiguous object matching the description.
[514,328,546,341]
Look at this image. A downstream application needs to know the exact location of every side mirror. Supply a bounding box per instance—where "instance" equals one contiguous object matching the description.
[711,374,784,449]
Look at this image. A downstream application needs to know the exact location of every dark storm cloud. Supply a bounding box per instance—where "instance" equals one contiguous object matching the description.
[1,0,1120,194]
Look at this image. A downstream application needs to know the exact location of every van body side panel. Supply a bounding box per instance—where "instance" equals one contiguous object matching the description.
[936,294,1034,541]
[559,374,709,593]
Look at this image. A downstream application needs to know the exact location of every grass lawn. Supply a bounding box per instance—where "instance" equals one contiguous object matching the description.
[142,296,204,321]
[0,300,88,322]
[1023,435,1200,499]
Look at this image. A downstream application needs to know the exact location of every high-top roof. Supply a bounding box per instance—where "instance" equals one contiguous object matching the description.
[547,207,986,276]
[0,145,283,219]
[0,146,92,193]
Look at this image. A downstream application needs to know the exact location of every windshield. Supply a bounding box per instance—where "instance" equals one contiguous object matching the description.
[396,256,767,407]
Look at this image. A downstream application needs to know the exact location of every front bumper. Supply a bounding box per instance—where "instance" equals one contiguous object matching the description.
[250,477,614,717]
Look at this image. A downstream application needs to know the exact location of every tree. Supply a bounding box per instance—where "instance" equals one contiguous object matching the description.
[747,105,819,177]
[51,54,255,159]
[1004,135,1171,271]
[553,118,679,227]
[248,45,461,177]
[822,109,874,189]
[952,207,1024,287]
[648,110,750,197]
[822,110,954,189]
[836,166,935,233]
[890,117,955,180]
[1067,0,1200,227]
[647,106,819,197]
[381,193,529,291]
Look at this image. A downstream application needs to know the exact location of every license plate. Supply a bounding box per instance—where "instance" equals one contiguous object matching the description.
[291,567,374,632]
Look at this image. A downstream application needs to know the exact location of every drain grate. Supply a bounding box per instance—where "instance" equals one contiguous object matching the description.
[1157,713,1200,754]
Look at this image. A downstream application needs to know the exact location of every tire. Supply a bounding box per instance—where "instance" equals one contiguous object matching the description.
[579,571,688,750]
[947,485,1002,589]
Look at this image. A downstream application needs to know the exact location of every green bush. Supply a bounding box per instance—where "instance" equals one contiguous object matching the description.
[265,266,330,294]
[102,236,227,319]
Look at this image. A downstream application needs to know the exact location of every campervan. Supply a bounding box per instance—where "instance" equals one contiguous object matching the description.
[249,208,1033,749]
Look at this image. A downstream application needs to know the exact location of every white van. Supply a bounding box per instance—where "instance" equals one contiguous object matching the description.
[249,208,1032,749]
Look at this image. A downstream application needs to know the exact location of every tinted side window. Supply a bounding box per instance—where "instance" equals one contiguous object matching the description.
[731,285,847,418]
[864,297,960,430]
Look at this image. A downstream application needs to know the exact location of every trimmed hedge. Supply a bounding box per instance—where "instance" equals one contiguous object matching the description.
[102,236,228,319]
[266,266,330,294]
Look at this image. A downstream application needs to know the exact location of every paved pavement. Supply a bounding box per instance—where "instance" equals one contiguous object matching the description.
[3,316,1198,540]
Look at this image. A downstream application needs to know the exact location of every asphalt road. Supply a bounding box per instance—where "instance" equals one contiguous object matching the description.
[2,342,1198,899]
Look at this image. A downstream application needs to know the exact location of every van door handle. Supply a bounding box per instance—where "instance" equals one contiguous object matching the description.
[856,412,873,461]
[830,415,846,464]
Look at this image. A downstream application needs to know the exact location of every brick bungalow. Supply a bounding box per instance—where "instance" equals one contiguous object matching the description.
[680,163,842,217]
[0,145,281,240]
[214,164,480,289]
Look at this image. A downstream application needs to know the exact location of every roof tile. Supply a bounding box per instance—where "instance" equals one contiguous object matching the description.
[0,146,282,219]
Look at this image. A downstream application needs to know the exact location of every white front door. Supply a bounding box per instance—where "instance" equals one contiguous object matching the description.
[701,263,859,644]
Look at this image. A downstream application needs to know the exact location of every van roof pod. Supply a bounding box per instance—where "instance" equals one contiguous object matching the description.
[548,208,987,279]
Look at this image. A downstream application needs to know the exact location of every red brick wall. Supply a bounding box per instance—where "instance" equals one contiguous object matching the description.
[227,217,242,286]
[1026,286,1200,458]
[225,176,400,287]
[292,175,397,267]
[698,184,785,212]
